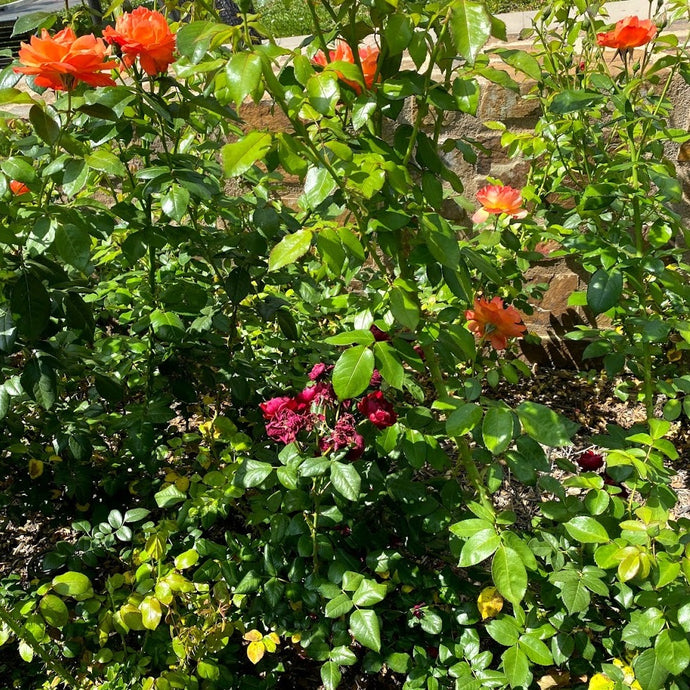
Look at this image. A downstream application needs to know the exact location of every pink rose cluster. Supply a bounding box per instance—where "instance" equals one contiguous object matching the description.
[260,361,398,459]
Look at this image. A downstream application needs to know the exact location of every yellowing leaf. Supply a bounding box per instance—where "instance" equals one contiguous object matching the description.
[588,673,614,690]
[243,629,263,642]
[175,476,190,492]
[247,640,265,664]
[263,635,277,653]
[477,586,503,620]
[291,633,302,643]
[28,458,44,479]
[266,632,280,645]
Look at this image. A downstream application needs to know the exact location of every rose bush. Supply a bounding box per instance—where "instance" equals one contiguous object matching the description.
[0,0,688,689]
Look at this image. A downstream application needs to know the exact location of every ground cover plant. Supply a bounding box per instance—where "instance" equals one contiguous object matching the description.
[0,0,689,689]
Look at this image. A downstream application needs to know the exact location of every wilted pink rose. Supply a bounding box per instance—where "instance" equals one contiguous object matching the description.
[319,414,365,459]
[260,396,296,419]
[266,408,306,445]
[308,363,332,381]
[369,369,382,388]
[357,391,397,429]
[347,433,365,460]
[296,383,335,410]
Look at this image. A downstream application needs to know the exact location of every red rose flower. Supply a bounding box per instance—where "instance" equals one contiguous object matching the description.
[313,40,379,94]
[370,325,391,342]
[357,391,397,429]
[465,296,527,351]
[14,27,117,91]
[473,184,527,224]
[260,396,295,419]
[576,450,605,471]
[597,16,657,50]
[104,7,176,76]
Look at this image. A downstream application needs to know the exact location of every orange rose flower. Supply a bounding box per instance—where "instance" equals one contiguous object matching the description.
[103,7,176,76]
[473,184,527,224]
[10,180,29,195]
[465,296,527,351]
[596,16,657,50]
[14,27,117,91]
[313,40,379,94]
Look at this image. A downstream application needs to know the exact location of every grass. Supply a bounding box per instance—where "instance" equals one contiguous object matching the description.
[255,0,546,38]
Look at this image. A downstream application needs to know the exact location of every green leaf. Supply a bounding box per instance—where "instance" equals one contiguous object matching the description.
[268,229,312,271]
[140,596,162,631]
[519,634,553,666]
[18,639,34,662]
[634,649,669,690]
[154,484,187,508]
[492,545,527,605]
[374,342,404,389]
[85,150,127,177]
[20,357,56,410]
[482,407,514,455]
[235,459,273,488]
[303,167,337,209]
[1,157,36,184]
[349,609,381,652]
[330,461,361,501]
[352,579,387,606]
[150,309,184,341]
[486,618,521,647]
[39,595,69,628]
[13,11,56,36]
[587,268,623,315]
[502,645,531,689]
[492,48,541,81]
[307,72,340,116]
[655,629,690,675]
[332,345,375,400]
[389,287,419,331]
[225,52,263,107]
[55,224,91,272]
[516,402,578,447]
[0,309,16,353]
[321,661,342,690]
[678,602,690,633]
[161,185,190,223]
[447,403,483,436]
[29,105,59,145]
[0,388,9,421]
[174,549,199,570]
[11,272,50,342]
[553,573,590,615]
[52,572,93,601]
[325,593,354,618]
[384,14,413,55]
[450,0,492,64]
[564,516,610,544]
[222,131,272,177]
[458,529,501,567]
[549,90,605,114]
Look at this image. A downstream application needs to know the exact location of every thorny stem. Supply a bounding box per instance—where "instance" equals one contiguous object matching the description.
[306,0,330,59]
[402,8,451,168]
[0,606,82,689]
[421,345,493,513]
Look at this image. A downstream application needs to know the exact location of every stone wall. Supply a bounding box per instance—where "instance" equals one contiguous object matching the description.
[241,19,690,366]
